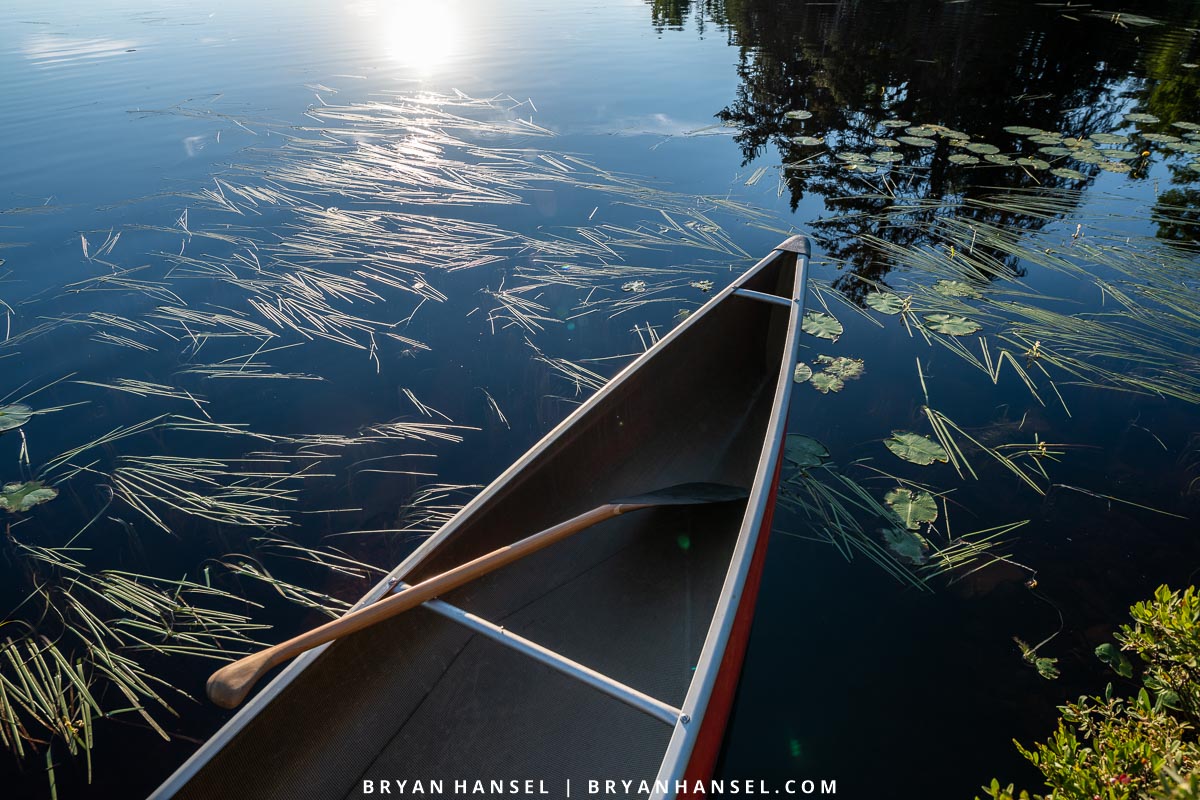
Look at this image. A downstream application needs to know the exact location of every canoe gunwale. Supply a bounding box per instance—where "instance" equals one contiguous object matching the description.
[148,236,810,800]
[651,239,809,797]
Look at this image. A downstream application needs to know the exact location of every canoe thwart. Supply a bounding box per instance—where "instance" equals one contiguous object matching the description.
[610,482,749,507]
[731,288,792,308]
[420,597,683,726]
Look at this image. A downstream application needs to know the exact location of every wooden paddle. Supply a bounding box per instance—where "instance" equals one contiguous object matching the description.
[207,482,748,709]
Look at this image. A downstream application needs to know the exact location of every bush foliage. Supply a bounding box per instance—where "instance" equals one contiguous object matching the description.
[981,586,1200,800]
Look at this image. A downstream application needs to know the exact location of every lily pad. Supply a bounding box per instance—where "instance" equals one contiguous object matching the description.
[801,312,843,340]
[0,481,58,513]
[870,150,904,163]
[879,119,911,129]
[784,434,829,468]
[1050,167,1087,180]
[1098,148,1140,160]
[836,152,869,163]
[885,431,949,466]
[1172,121,1200,132]
[865,292,906,315]
[793,362,813,383]
[884,488,939,530]
[874,137,901,148]
[0,404,33,433]
[621,280,646,293]
[1003,125,1044,136]
[923,313,982,336]
[1090,132,1130,145]
[792,135,824,146]
[965,143,1000,155]
[1124,112,1160,124]
[948,154,980,165]
[1071,150,1106,165]
[816,355,865,381]
[845,163,877,174]
[933,279,982,299]
[1141,133,1181,144]
[1038,145,1073,156]
[1015,157,1050,170]
[906,125,937,137]
[984,153,1015,165]
[809,372,845,394]
[1099,161,1132,174]
[1028,134,1064,145]
[784,110,813,120]
[690,280,714,292]
[882,528,929,565]
[898,136,936,148]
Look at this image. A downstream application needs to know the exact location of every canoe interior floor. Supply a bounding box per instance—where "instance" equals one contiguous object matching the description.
[177,504,743,800]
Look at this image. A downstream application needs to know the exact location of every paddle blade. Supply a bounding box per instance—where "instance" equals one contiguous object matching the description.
[613,482,748,506]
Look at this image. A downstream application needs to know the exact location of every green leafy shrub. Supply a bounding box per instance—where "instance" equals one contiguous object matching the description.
[979,586,1200,800]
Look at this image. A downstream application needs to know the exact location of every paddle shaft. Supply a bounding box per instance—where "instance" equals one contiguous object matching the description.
[207,501,652,709]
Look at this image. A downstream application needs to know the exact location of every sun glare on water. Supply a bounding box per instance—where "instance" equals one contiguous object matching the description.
[372,0,459,74]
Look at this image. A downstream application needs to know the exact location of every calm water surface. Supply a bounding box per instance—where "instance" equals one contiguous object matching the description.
[2,1,1200,798]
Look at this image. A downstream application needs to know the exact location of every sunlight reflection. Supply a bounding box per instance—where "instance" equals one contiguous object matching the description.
[22,35,138,68]
[370,1,459,74]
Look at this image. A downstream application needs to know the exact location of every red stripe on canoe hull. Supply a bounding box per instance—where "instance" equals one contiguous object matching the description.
[677,445,783,795]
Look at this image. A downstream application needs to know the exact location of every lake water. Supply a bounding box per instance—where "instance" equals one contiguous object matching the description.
[2,1,1200,798]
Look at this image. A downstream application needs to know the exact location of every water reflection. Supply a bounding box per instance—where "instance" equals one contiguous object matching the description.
[22,34,138,67]
[648,0,1200,297]
[354,0,460,74]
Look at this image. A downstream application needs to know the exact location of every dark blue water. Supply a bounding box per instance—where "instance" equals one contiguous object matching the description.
[2,1,1200,798]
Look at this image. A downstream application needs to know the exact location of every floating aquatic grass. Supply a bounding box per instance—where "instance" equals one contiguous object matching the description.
[108,454,316,532]
[777,459,929,590]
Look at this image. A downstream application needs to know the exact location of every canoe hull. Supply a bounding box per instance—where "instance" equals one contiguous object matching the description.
[678,446,783,793]
[150,235,811,800]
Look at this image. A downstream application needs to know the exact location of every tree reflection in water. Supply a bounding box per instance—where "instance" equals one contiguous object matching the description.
[646,0,1200,301]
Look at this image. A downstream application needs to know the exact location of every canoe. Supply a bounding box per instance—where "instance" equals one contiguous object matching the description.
[151,234,811,800]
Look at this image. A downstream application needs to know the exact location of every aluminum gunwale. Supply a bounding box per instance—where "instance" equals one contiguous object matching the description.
[650,240,809,798]
[148,238,807,800]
